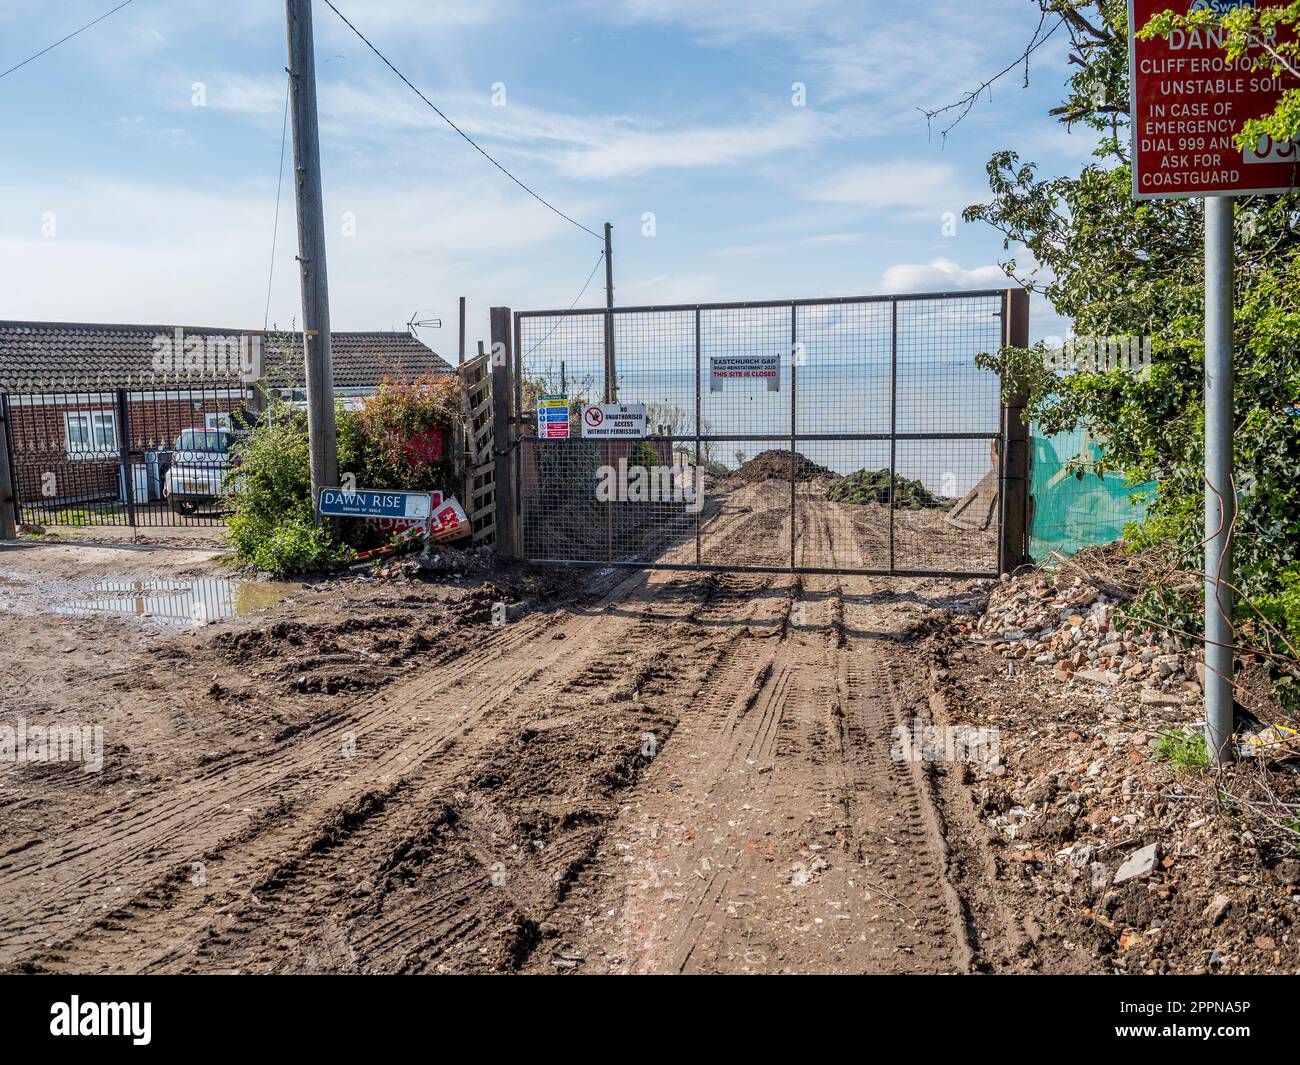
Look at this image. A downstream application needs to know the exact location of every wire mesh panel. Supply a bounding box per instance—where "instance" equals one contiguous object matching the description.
[519,438,700,565]
[516,291,1008,577]
[4,385,256,529]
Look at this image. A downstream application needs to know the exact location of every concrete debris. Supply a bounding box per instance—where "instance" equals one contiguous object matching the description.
[967,568,1199,702]
[1113,842,1161,885]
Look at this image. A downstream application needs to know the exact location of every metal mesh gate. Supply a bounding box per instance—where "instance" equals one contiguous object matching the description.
[2,385,256,529]
[514,292,1011,577]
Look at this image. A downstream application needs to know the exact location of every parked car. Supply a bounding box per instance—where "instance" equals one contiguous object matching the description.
[162,428,240,514]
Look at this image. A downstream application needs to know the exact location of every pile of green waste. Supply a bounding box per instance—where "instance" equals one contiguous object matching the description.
[828,469,940,510]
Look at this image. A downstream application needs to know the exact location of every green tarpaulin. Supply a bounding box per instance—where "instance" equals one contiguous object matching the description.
[1029,428,1150,562]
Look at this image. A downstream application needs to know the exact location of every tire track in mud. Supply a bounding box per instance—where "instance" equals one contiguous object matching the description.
[529,484,973,974]
[12,487,786,973]
[4,567,663,971]
[180,567,778,974]
[8,478,992,974]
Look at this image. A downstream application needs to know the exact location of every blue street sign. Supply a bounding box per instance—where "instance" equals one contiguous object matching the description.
[318,488,432,520]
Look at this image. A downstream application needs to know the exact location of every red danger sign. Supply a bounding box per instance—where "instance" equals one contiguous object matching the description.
[1129,0,1298,199]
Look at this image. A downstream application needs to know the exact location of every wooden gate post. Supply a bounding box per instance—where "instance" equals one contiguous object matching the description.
[490,307,518,561]
[999,287,1031,574]
[0,395,18,539]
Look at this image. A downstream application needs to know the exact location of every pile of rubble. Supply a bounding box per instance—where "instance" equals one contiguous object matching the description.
[929,551,1300,973]
[352,545,494,582]
[963,569,1200,708]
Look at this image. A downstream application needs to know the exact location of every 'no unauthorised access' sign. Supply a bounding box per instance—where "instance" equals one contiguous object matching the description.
[1129,0,1298,199]
[580,403,647,439]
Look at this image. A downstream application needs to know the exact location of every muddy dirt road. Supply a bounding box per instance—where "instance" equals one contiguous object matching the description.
[0,484,1008,974]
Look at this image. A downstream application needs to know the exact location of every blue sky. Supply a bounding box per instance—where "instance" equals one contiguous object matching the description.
[0,0,1097,354]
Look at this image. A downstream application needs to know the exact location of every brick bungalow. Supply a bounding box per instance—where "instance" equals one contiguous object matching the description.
[0,320,452,515]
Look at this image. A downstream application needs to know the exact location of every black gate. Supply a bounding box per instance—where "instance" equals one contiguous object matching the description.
[513,290,1025,578]
[2,384,257,529]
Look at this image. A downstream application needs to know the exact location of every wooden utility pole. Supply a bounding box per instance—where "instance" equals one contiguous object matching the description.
[458,296,467,366]
[285,0,338,512]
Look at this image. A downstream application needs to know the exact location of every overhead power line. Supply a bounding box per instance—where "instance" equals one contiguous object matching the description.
[0,0,136,82]
[524,250,606,364]
[264,71,292,332]
[319,0,602,241]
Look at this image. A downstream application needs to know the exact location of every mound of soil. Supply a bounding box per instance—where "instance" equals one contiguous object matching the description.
[828,468,941,509]
[730,449,836,485]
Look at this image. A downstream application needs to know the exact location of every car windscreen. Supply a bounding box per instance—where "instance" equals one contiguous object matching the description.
[175,430,233,454]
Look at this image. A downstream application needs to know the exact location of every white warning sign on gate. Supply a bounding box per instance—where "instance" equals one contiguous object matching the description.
[710,354,779,392]
[580,402,647,439]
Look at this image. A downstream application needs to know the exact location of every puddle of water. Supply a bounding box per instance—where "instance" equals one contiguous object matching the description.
[54,577,302,626]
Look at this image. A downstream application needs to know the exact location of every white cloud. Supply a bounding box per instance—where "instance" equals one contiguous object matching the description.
[620,271,726,305]
[712,232,862,257]
[598,0,1051,125]
[805,161,978,214]
[800,232,863,246]
[0,175,600,345]
[548,110,831,180]
[879,258,1009,293]
[192,69,844,181]
[598,0,846,43]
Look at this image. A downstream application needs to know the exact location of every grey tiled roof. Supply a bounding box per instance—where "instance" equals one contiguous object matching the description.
[0,321,453,392]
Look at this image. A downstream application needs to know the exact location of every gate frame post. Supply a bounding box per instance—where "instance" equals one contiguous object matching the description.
[0,394,18,539]
[998,288,1031,575]
[116,387,137,529]
[490,306,518,561]
[789,302,797,572]
[888,299,898,573]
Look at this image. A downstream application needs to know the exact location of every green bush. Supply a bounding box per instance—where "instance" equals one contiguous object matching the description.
[960,3,1300,713]
[228,512,344,579]
[226,399,357,575]
[227,379,467,576]
[629,441,661,469]
[350,376,461,492]
[1256,564,1300,637]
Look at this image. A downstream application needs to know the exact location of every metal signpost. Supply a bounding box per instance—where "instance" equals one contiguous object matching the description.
[1129,0,1299,763]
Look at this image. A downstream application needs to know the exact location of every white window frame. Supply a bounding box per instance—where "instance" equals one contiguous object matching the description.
[205,411,233,431]
[64,410,119,460]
